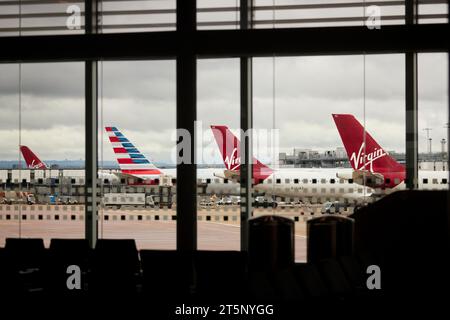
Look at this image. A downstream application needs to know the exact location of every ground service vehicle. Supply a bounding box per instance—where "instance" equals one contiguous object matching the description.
[103,193,155,208]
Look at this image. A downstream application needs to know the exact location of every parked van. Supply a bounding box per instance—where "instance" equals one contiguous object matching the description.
[321,201,345,214]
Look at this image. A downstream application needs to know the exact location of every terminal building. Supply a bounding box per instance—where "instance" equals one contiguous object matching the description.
[0,0,449,315]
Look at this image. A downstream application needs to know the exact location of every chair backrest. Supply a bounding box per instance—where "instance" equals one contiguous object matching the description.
[4,238,46,270]
[272,268,305,301]
[49,238,90,267]
[93,239,139,273]
[294,263,329,299]
[316,258,353,297]
[140,250,194,298]
[338,255,365,290]
[193,250,248,298]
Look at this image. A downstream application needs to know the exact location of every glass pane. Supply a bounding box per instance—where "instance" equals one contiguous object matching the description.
[253,54,406,261]
[197,0,240,30]
[253,0,404,29]
[98,60,176,250]
[363,54,405,199]
[419,0,448,24]
[0,0,85,36]
[19,63,85,245]
[0,64,20,245]
[100,0,176,33]
[197,58,241,250]
[0,62,85,247]
[418,53,449,190]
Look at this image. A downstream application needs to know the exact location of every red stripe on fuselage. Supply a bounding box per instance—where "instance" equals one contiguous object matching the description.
[113,147,127,153]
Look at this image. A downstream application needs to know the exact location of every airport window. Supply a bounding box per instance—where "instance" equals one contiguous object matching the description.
[100,0,176,33]
[253,0,406,29]
[0,62,85,244]
[362,54,406,202]
[98,60,176,249]
[252,53,404,260]
[198,58,240,251]
[419,1,449,24]
[0,2,448,305]
[418,53,449,191]
[0,1,86,37]
[197,0,240,30]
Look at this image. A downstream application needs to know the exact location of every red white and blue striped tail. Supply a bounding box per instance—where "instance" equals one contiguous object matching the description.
[105,127,162,180]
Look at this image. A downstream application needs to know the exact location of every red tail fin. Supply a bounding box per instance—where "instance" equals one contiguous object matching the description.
[332,114,404,173]
[210,125,273,181]
[20,146,47,169]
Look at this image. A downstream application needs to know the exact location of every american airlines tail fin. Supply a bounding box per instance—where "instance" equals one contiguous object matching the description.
[332,114,404,173]
[105,127,162,179]
[210,125,273,181]
[20,145,48,169]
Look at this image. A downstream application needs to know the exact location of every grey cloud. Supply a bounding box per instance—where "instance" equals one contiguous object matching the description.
[0,55,447,162]
[254,55,406,102]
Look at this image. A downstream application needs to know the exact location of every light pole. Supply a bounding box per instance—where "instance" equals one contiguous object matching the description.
[423,128,432,155]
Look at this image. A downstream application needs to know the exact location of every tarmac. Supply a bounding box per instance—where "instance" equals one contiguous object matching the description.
[0,206,308,261]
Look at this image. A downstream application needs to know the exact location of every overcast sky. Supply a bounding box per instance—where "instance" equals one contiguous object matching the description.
[0,53,447,166]
[0,1,447,165]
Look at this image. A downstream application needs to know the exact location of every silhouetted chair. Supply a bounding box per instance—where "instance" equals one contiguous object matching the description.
[90,239,140,295]
[338,255,366,291]
[350,190,450,301]
[45,239,91,294]
[247,270,277,301]
[4,238,46,270]
[0,247,23,296]
[4,238,47,293]
[307,215,354,263]
[193,250,248,301]
[140,250,194,301]
[293,263,329,300]
[316,258,354,299]
[248,216,294,272]
[271,267,305,302]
